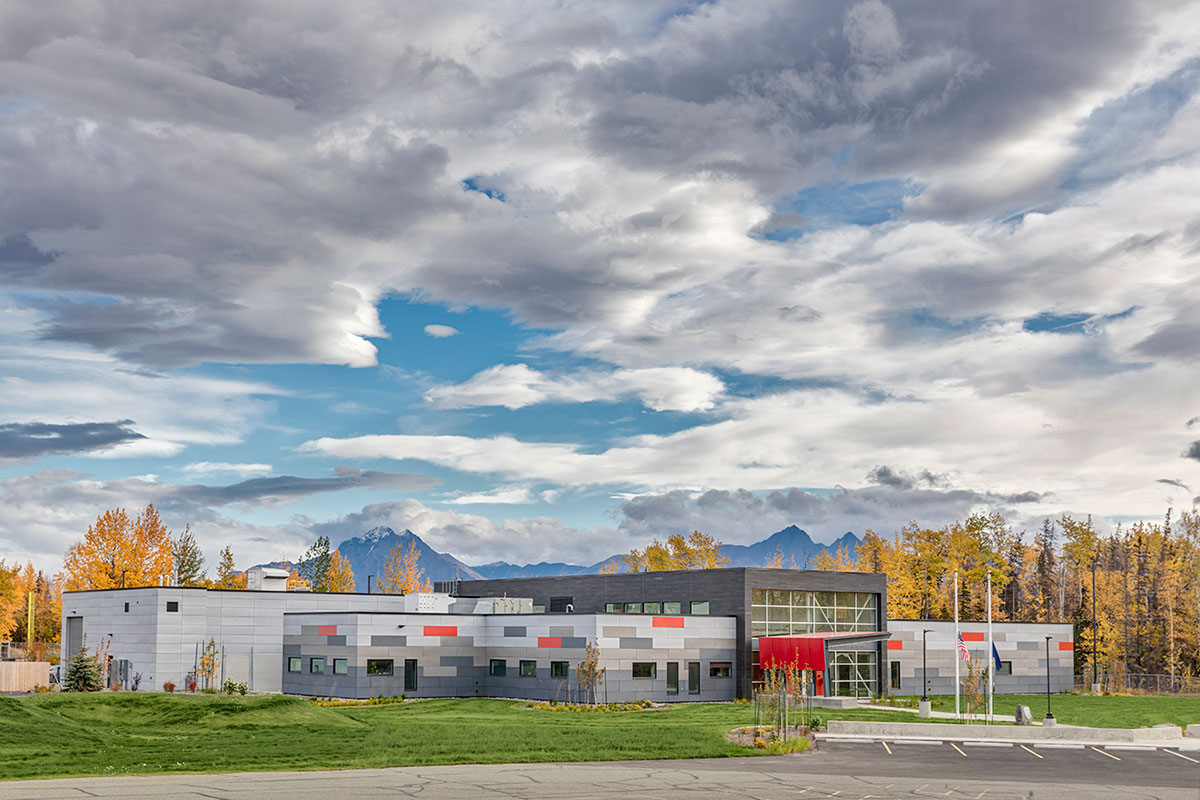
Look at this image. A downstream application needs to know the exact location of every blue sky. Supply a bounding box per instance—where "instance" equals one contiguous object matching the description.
[1,0,1198,572]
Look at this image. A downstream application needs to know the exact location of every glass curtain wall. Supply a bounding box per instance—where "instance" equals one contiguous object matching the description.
[750,590,878,636]
[829,650,877,697]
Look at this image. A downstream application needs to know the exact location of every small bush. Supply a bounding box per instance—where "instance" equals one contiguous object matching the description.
[310,695,406,707]
[162,681,176,693]
[221,678,247,695]
[754,737,811,755]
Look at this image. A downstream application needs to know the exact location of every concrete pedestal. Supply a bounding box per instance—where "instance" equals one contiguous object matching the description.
[918,699,931,718]
[1091,682,1101,694]
[1043,716,1056,727]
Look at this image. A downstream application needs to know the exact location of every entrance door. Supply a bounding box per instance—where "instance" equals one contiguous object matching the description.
[666,662,678,695]
[688,662,700,695]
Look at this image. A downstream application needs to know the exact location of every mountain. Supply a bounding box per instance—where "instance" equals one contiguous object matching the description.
[335,527,483,591]
[468,526,863,578]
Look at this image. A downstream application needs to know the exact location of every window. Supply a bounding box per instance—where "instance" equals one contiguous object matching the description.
[333,658,348,675]
[287,657,301,673]
[624,602,642,613]
[310,657,325,674]
[829,650,877,697]
[366,659,393,676]
[632,662,657,679]
[532,604,545,614]
[123,602,129,613]
[750,588,879,637]
[643,602,661,614]
[549,596,573,613]
[404,659,417,691]
[709,662,731,678]
[551,660,568,677]
[166,601,179,612]
[688,662,700,694]
[663,601,682,614]
[690,601,709,615]
[604,603,620,613]
[490,659,506,676]
[997,660,1012,676]
[666,662,679,695]
[890,661,900,689]
[520,660,537,677]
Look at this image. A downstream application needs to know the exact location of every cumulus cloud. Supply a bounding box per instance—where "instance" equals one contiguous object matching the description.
[1184,441,1200,461]
[423,324,461,338]
[445,486,535,505]
[181,462,274,477]
[425,363,724,412]
[0,419,144,459]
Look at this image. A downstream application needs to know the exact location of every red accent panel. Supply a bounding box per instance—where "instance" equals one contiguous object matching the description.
[1058,641,1074,651]
[961,631,985,642]
[652,616,685,628]
[887,639,903,650]
[538,636,562,648]
[317,625,338,636]
[424,625,457,637]
[758,636,827,672]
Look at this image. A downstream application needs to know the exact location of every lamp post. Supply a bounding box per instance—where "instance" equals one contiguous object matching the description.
[367,575,374,595]
[121,570,128,589]
[919,628,932,717]
[1044,635,1055,725]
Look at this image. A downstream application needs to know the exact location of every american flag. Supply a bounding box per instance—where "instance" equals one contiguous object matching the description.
[958,634,972,662]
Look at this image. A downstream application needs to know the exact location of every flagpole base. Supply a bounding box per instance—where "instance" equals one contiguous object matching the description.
[918,699,931,718]
[1090,682,1101,694]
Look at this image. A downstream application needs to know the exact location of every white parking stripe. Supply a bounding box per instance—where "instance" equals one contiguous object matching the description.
[1163,749,1200,764]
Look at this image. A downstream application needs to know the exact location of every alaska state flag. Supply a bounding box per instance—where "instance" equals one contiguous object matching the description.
[992,643,1002,671]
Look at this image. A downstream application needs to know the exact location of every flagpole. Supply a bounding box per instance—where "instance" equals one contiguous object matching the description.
[987,571,994,723]
[954,571,960,720]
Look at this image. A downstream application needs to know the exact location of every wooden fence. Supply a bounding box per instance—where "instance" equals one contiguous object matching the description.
[0,661,50,692]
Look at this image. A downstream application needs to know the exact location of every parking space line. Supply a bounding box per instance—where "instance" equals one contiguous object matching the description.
[881,741,892,755]
[1163,749,1200,764]
[1090,746,1120,761]
[949,742,967,757]
[1018,744,1043,759]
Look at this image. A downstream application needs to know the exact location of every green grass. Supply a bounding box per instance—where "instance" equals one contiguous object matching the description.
[923,692,1200,729]
[0,693,759,781]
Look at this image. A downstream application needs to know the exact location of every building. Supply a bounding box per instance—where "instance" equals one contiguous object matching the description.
[441,566,890,699]
[885,620,1074,695]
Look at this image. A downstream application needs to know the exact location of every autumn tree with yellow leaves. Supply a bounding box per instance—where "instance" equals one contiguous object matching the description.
[214,545,246,589]
[63,505,173,591]
[327,551,356,592]
[622,531,731,572]
[379,540,430,594]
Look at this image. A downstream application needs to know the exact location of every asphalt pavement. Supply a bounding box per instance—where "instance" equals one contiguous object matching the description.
[3,741,1197,800]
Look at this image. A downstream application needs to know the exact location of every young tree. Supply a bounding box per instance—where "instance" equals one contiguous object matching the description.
[63,638,104,692]
[197,638,220,689]
[326,551,356,593]
[214,546,246,589]
[576,639,604,704]
[172,525,207,587]
[63,505,174,590]
[299,536,333,592]
[379,540,430,594]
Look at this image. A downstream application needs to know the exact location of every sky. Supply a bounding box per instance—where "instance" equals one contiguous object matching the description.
[1,0,1199,573]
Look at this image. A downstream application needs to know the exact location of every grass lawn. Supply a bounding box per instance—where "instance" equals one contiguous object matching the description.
[921,693,1200,729]
[0,693,764,780]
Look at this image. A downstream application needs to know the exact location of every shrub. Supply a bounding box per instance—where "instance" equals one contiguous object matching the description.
[63,640,104,692]
[162,681,176,693]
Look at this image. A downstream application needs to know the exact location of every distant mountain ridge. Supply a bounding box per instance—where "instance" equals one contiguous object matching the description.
[324,524,863,589]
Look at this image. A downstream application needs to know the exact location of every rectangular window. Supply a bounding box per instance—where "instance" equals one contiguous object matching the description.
[549,596,573,613]
[690,601,709,615]
[490,659,507,676]
[310,657,325,674]
[643,601,661,614]
[663,601,682,614]
[624,602,642,613]
[166,601,178,612]
[890,660,900,689]
[532,604,545,614]
[551,660,569,677]
[520,660,537,677]
[687,662,700,694]
[666,662,679,694]
[997,660,1012,676]
[366,659,393,676]
[632,662,657,679]
[604,603,620,613]
[333,658,348,675]
[123,602,129,613]
[709,662,731,678]
[404,659,417,691]
[287,657,301,673]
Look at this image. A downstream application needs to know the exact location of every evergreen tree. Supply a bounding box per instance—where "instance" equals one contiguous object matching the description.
[63,639,103,692]
[215,546,245,589]
[299,536,333,592]
[172,525,207,587]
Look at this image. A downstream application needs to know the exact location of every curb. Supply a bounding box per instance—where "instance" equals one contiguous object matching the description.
[816,733,1200,751]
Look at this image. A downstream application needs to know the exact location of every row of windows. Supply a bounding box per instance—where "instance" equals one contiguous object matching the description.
[751,589,877,611]
[489,659,570,677]
[602,601,710,615]
[289,657,419,689]
[887,660,1013,689]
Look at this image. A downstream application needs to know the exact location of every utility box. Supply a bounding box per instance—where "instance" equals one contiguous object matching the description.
[247,567,289,592]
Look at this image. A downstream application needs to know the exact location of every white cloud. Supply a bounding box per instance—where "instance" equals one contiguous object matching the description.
[423,324,462,338]
[181,462,274,477]
[426,363,724,412]
[445,486,534,505]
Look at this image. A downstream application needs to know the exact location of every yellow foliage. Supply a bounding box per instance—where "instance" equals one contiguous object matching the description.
[380,540,431,594]
[214,546,246,589]
[63,505,173,591]
[327,551,356,593]
[622,531,731,572]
